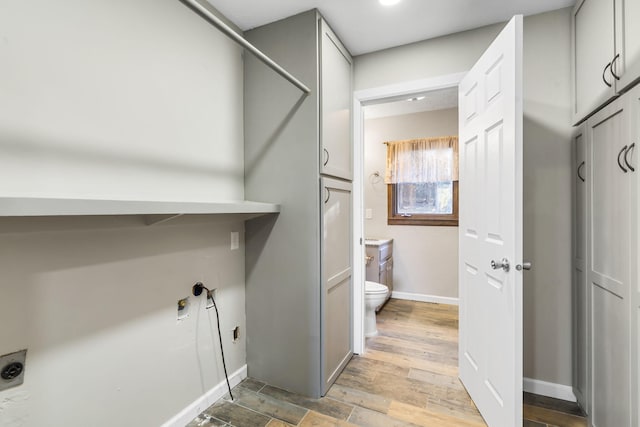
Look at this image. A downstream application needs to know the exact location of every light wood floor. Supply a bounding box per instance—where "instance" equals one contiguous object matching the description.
[188,299,587,427]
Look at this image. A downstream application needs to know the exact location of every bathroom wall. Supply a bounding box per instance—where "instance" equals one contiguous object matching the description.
[355,8,574,390]
[364,108,459,300]
[0,0,247,425]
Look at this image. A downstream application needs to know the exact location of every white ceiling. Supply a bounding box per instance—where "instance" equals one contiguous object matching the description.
[205,0,574,55]
[364,87,458,119]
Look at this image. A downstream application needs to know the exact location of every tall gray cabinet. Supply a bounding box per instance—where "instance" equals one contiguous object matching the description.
[243,10,353,398]
[572,85,639,427]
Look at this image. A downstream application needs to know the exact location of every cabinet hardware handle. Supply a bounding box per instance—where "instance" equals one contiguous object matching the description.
[611,54,621,80]
[625,143,635,172]
[602,62,613,87]
[324,187,331,204]
[618,145,628,173]
[577,161,585,182]
[323,148,330,166]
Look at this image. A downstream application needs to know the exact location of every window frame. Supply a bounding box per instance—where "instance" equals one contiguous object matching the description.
[387,181,459,226]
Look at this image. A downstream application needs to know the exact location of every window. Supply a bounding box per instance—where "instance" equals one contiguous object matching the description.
[385,136,459,226]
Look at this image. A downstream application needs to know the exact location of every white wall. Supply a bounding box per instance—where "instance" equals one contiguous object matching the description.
[0,216,246,426]
[0,1,248,425]
[0,0,244,202]
[355,8,574,387]
[364,108,459,299]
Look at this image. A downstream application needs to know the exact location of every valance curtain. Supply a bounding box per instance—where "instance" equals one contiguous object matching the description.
[384,136,459,184]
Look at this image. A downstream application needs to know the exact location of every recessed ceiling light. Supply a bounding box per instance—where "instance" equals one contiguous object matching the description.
[407,96,425,102]
[379,0,402,6]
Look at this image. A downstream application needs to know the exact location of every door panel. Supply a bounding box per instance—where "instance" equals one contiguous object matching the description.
[590,108,628,297]
[321,177,352,394]
[572,127,589,410]
[458,15,523,427]
[573,0,616,120]
[616,0,640,91]
[587,96,632,427]
[592,284,629,427]
[320,20,352,180]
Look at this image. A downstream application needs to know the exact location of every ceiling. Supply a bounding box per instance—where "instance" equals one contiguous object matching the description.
[205,0,574,56]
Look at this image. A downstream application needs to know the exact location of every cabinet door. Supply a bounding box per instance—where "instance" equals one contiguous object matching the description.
[587,96,632,427]
[386,257,393,294]
[378,259,388,287]
[572,0,616,123]
[365,246,378,282]
[572,124,589,412]
[626,85,639,427]
[321,177,352,394]
[319,19,352,180]
[614,0,640,91]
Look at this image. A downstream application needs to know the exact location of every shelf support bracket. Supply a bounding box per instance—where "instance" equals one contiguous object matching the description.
[144,213,184,226]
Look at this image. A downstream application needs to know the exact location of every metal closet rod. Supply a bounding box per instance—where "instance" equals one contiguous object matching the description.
[182,0,311,95]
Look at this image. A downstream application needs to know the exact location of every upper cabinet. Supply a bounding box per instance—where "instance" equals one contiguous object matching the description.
[572,0,640,124]
[615,0,640,91]
[319,20,353,180]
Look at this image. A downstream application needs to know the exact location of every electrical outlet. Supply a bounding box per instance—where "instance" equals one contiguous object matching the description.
[0,349,27,392]
[205,288,217,309]
[177,297,190,320]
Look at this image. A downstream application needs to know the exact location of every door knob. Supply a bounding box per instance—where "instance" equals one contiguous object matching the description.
[491,258,510,272]
[516,262,532,271]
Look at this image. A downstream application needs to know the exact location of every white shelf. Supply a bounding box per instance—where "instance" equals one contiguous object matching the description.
[0,197,280,225]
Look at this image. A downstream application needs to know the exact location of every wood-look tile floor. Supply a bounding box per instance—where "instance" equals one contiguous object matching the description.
[188,299,587,427]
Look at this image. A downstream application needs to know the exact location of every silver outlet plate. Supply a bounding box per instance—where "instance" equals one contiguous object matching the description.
[0,349,27,391]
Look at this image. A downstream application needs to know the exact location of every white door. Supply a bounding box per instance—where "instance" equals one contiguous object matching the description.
[458,15,523,427]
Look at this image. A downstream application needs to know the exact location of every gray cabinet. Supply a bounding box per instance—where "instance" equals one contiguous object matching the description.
[244,10,353,398]
[572,0,640,124]
[321,178,352,392]
[629,84,640,427]
[572,0,616,123]
[365,239,393,305]
[574,88,638,426]
[320,21,353,180]
[615,0,640,92]
[572,124,589,413]
[588,97,631,427]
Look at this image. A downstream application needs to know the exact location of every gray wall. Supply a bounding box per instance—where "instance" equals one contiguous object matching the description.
[364,108,459,299]
[355,8,574,386]
[0,1,248,425]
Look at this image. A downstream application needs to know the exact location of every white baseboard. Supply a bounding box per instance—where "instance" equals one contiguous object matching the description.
[161,364,247,427]
[392,291,459,306]
[523,377,576,402]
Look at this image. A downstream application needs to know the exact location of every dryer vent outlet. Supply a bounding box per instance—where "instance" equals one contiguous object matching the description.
[0,349,27,392]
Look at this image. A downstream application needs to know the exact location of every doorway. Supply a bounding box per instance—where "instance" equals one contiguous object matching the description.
[352,72,466,354]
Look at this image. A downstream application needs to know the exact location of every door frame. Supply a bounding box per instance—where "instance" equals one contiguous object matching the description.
[351,71,467,354]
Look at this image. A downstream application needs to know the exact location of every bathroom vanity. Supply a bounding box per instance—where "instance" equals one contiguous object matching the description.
[365,238,393,307]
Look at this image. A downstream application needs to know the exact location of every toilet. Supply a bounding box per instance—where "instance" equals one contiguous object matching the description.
[365,281,389,337]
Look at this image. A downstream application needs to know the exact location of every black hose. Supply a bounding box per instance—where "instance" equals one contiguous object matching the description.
[208,291,234,401]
